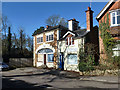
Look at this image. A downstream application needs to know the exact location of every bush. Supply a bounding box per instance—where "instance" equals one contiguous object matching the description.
[78,44,96,73]
[113,56,120,68]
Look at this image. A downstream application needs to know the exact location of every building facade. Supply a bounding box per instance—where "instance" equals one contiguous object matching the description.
[96,0,120,63]
[33,7,99,71]
[33,25,68,68]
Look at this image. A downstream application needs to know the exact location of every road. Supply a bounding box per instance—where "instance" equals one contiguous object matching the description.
[1,67,119,90]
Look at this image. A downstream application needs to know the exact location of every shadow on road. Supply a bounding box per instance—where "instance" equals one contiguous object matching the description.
[2,69,96,79]
[2,77,118,90]
[2,77,53,89]
[2,68,119,90]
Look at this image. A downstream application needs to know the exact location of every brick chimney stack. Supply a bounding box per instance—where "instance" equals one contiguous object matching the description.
[85,7,94,31]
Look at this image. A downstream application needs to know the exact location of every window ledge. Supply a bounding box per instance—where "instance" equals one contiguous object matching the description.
[67,64,78,65]
[46,40,54,43]
[66,45,75,47]
[37,42,43,44]
[110,24,120,27]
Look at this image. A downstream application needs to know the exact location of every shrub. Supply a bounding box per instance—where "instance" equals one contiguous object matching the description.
[78,44,96,73]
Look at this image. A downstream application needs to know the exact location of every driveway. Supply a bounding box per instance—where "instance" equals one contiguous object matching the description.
[1,67,119,89]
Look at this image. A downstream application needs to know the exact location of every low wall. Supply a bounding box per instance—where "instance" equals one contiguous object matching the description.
[9,58,33,68]
[79,69,119,76]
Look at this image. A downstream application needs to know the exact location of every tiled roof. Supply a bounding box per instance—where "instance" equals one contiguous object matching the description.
[32,25,68,36]
[59,28,87,40]
[59,26,99,41]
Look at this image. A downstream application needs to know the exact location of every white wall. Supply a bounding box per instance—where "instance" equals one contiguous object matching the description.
[58,38,85,72]
[68,20,73,31]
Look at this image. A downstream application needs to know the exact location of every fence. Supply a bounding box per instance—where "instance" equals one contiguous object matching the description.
[9,58,33,68]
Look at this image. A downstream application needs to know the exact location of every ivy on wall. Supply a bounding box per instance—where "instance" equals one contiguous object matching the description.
[99,13,119,67]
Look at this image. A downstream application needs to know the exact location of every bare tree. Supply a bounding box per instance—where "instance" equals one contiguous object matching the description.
[2,16,9,54]
[12,33,19,48]
[19,29,26,55]
[26,35,33,52]
[46,15,60,26]
[46,15,67,27]
[59,18,68,27]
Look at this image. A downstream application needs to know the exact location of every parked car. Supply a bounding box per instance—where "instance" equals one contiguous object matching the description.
[0,62,9,71]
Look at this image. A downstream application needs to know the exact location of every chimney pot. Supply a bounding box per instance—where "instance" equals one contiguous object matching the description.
[73,18,76,21]
[88,7,91,10]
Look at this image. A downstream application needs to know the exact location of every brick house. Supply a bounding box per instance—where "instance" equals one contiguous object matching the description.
[96,0,120,63]
[32,7,99,71]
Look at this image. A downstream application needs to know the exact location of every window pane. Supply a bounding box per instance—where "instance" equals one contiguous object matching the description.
[46,36,49,41]
[113,17,115,24]
[69,37,71,45]
[49,34,53,41]
[41,37,43,42]
[37,37,40,43]
[117,16,120,24]
[72,38,74,45]
[48,54,54,62]
[112,13,115,17]
[117,10,120,15]
[67,54,77,64]
[49,35,51,40]
[51,34,53,40]
[38,48,53,53]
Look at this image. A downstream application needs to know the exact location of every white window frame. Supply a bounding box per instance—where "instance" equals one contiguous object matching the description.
[110,9,120,27]
[46,34,54,42]
[66,37,74,46]
[47,53,54,63]
[67,54,78,65]
[37,37,43,44]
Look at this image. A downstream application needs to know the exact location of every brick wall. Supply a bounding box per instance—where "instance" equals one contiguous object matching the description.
[9,58,33,68]
[98,0,120,64]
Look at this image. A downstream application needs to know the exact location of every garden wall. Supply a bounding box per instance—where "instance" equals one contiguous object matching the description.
[9,58,33,68]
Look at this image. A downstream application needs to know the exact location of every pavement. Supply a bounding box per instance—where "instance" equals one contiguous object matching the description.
[1,67,120,89]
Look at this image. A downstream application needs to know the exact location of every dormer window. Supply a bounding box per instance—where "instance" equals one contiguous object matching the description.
[37,37,43,43]
[110,10,120,27]
[66,37,74,46]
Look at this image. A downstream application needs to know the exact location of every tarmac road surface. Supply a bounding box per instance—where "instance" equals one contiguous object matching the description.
[1,67,119,90]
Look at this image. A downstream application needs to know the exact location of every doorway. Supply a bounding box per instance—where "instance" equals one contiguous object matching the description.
[59,53,64,70]
[44,54,46,65]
